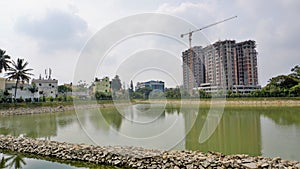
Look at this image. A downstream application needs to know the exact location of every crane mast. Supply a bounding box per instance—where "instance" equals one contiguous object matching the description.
[181,16,237,95]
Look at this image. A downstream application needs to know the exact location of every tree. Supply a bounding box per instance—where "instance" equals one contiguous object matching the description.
[290,65,300,79]
[111,75,122,92]
[136,87,153,99]
[130,80,134,91]
[0,155,8,168]
[5,58,33,100]
[289,84,300,97]
[58,85,72,93]
[0,49,11,74]
[6,154,26,169]
[28,83,38,101]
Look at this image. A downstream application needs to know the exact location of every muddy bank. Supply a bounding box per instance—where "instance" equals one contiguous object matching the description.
[0,135,299,169]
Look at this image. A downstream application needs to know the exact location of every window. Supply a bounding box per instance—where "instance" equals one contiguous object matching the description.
[39,83,42,86]
[51,91,53,93]
[49,84,51,86]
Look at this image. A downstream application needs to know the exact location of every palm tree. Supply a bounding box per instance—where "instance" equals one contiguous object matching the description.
[6,154,26,169]
[6,58,33,100]
[28,82,38,101]
[0,156,8,168]
[0,49,11,74]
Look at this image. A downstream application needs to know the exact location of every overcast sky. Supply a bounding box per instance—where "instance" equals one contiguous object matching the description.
[0,0,299,87]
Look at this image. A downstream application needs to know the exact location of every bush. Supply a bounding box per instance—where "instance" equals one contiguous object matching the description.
[16,97,24,103]
[25,98,32,103]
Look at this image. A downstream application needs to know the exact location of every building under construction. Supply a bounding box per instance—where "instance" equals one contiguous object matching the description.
[182,40,260,93]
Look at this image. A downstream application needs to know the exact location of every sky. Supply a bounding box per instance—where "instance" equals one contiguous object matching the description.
[0,0,299,87]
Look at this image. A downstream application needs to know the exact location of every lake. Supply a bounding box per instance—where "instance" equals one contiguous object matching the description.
[0,103,300,168]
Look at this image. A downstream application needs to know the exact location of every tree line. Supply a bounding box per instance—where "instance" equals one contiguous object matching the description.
[0,48,33,102]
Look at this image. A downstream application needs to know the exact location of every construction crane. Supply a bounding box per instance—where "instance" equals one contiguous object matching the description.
[181,16,237,95]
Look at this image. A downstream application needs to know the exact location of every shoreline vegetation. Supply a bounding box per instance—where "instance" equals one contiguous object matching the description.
[0,98,299,116]
[0,135,299,169]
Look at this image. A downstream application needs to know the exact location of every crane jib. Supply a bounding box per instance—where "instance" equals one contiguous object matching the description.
[180,16,237,38]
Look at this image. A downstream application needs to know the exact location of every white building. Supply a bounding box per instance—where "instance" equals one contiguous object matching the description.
[12,84,37,99]
[32,78,58,98]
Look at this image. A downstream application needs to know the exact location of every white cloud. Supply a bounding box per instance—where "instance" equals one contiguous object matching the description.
[14,9,89,53]
[0,0,299,86]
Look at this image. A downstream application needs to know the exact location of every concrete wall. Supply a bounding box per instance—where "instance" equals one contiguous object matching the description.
[0,78,5,91]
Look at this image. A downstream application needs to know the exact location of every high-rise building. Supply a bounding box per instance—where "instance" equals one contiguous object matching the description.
[182,46,205,89]
[204,40,236,87]
[234,40,258,86]
[182,40,260,93]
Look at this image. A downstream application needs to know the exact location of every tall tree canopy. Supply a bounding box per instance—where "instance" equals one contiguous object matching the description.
[0,49,11,74]
[6,58,33,99]
[111,75,122,91]
[290,65,300,79]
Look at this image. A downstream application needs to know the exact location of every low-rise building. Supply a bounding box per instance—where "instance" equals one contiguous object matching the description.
[136,80,165,92]
[1,78,34,99]
[197,83,261,94]
[93,77,111,94]
[32,78,58,98]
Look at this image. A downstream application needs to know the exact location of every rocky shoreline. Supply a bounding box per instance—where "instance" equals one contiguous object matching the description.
[0,135,299,169]
[0,103,126,116]
[1,99,299,116]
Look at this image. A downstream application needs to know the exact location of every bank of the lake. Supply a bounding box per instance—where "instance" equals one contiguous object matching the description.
[0,135,299,169]
[140,98,300,107]
[1,98,300,116]
[0,102,128,116]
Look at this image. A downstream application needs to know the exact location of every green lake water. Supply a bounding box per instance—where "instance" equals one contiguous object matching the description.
[0,104,300,168]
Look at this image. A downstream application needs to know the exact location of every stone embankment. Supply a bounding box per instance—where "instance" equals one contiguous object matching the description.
[0,135,299,169]
[0,103,119,116]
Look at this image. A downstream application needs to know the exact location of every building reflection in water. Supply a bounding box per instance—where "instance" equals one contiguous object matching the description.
[0,111,75,140]
[184,107,262,156]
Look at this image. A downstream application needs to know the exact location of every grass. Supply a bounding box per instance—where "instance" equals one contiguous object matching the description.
[0,97,299,110]
[0,100,115,110]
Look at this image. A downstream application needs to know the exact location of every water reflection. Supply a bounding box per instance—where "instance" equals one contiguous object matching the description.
[0,105,300,161]
[0,152,120,169]
[261,107,300,126]
[1,155,7,168]
[0,154,26,169]
[76,105,186,149]
[184,107,262,156]
[0,114,57,139]
[88,108,122,131]
[0,111,78,140]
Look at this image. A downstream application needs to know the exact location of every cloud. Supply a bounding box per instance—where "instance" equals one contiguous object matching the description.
[14,9,89,53]
[157,2,216,25]
[156,1,300,86]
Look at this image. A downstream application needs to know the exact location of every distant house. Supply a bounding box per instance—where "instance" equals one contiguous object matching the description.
[136,80,165,92]
[92,77,111,94]
[32,78,58,98]
[1,78,34,99]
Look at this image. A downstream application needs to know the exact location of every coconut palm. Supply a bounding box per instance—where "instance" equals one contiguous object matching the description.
[28,82,38,101]
[0,156,8,168]
[6,154,26,169]
[6,58,33,100]
[0,49,11,74]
